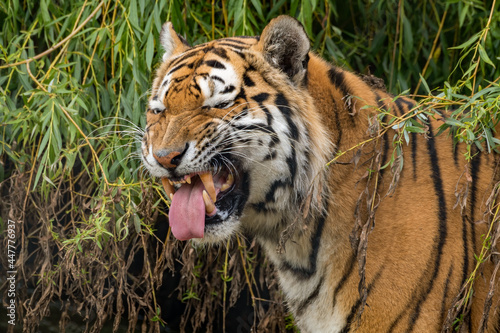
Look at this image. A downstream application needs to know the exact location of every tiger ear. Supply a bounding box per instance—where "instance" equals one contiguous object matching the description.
[160,22,191,62]
[255,16,310,85]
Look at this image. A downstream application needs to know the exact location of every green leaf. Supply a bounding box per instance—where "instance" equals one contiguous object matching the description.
[449,32,480,50]
[418,73,431,94]
[250,0,264,20]
[146,33,155,70]
[444,118,464,127]
[478,43,496,68]
[133,214,141,234]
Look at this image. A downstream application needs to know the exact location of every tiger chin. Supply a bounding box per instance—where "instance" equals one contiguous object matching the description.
[141,16,500,333]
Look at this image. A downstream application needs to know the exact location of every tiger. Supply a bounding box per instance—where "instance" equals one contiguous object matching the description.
[141,15,500,332]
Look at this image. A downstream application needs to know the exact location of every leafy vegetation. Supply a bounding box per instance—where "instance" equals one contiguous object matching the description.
[0,0,499,332]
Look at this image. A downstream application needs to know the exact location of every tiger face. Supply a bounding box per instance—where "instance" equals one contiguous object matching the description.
[142,18,329,243]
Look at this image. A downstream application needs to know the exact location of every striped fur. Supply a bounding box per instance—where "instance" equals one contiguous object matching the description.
[142,16,500,332]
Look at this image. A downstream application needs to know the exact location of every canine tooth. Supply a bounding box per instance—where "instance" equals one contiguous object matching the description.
[226,174,234,186]
[161,178,175,199]
[168,179,174,185]
[186,176,191,184]
[199,172,217,202]
[203,190,215,215]
[221,174,234,192]
[169,193,174,201]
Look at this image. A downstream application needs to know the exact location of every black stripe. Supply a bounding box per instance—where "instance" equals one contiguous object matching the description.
[177,34,190,47]
[233,123,275,136]
[399,98,415,110]
[230,49,247,60]
[280,197,329,280]
[263,150,277,161]
[190,81,201,94]
[388,121,449,332]
[168,50,200,68]
[251,93,269,103]
[171,74,189,83]
[221,85,235,94]
[286,149,298,182]
[338,266,384,333]
[440,265,454,318]
[275,93,299,141]
[250,202,268,213]
[393,98,404,116]
[460,215,469,293]
[216,42,246,49]
[469,146,480,256]
[405,120,448,331]
[243,72,255,87]
[411,132,417,179]
[332,253,356,310]
[262,105,274,126]
[222,37,256,45]
[328,67,356,126]
[452,130,459,166]
[210,75,225,84]
[209,47,229,60]
[235,171,251,216]
[236,86,247,101]
[295,277,324,316]
[453,141,459,166]
[331,93,343,147]
[204,59,226,69]
[265,180,288,203]
[379,124,390,178]
[328,67,350,98]
[374,92,385,110]
[233,107,249,120]
[399,97,417,178]
[393,96,415,116]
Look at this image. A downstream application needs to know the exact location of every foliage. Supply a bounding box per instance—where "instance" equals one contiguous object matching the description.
[0,0,499,332]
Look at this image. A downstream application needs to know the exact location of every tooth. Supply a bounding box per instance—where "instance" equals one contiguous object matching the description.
[169,193,174,201]
[161,178,175,199]
[226,174,234,186]
[168,179,173,185]
[221,174,234,192]
[199,172,217,202]
[203,190,216,215]
[186,176,191,184]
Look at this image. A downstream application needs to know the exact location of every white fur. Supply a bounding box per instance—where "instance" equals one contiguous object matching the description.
[160,22,176,62]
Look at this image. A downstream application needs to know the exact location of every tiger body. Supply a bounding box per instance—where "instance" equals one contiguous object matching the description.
[141,16,500,332]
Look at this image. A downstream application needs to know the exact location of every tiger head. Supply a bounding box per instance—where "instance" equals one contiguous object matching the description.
[142,16,331,243]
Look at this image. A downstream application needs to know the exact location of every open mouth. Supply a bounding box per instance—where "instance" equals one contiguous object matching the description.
[160,167,240,240]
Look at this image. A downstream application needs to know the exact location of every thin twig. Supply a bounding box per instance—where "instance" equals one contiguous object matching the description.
[0,1,105,69]
[414,9,448,94]
[389,0,403,91]
[471,0,497,94]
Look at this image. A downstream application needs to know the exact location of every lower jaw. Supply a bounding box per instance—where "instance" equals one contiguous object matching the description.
[193,219,241,244]
[196,193,247,242]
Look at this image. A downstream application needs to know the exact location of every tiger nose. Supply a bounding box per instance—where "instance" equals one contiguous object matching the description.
[153,149,184,169]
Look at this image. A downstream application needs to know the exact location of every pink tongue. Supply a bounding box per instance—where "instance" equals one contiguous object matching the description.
[169,181,205,240]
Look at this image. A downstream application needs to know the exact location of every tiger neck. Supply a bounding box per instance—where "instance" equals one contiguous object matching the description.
[252,55,368,290]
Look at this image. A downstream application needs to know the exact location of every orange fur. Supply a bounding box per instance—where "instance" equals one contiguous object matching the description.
[143,16,500,332]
